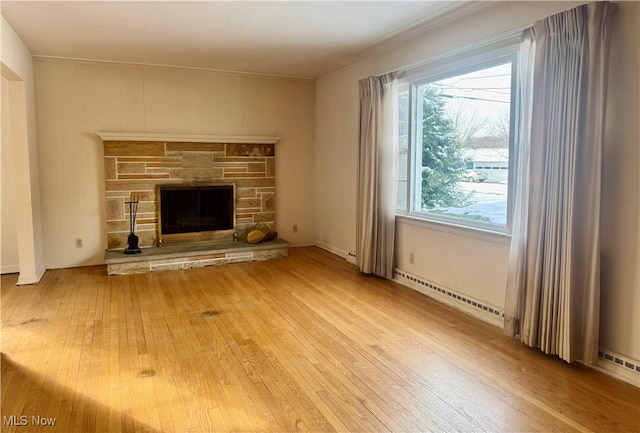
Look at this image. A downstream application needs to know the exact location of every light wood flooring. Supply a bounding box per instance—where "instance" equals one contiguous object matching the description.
[1,246,639,432]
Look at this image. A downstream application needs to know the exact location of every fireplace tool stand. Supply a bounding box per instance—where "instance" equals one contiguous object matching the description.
[124,194,142,254]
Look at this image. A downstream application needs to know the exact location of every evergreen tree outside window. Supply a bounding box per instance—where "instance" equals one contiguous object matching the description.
[418,84,470,210]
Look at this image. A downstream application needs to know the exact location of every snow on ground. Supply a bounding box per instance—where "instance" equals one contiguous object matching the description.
[460,181,508,202]
[426,181,508,225]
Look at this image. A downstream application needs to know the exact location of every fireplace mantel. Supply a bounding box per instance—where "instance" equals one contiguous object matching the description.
[97,132,280,145]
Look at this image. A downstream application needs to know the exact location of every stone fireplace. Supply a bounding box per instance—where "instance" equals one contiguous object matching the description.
[101,134,276,249]
[99,133,288,275]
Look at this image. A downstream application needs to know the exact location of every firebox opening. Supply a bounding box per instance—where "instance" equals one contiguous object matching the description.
[159,184,235,243]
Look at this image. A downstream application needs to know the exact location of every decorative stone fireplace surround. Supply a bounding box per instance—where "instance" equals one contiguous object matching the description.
[99,132,288,275]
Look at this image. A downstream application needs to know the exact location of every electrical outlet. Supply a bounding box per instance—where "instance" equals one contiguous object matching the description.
[293,224,298,234]
[409,252,415,264]
[75,238,83,248]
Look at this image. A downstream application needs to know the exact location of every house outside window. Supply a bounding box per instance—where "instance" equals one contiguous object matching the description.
[397,44,520,233]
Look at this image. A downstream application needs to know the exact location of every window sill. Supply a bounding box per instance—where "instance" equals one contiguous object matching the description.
[395,214,511,245]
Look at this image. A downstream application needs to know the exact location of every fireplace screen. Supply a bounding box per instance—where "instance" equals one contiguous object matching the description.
[159,184,235,242]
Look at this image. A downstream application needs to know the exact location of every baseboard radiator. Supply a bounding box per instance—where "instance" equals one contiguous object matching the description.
[595,349,640,386]
[393,269,504,328]
[393,268,640,388]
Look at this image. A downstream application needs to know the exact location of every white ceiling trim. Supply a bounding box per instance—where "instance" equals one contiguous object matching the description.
[33,55,316,81]
[360,1,495,64]
[2,1,495,79]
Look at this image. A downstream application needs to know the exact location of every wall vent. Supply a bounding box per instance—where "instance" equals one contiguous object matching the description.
[593,348,640,386]
[346,251,356,264]
[394,269,504,320]
[598,350,640,373]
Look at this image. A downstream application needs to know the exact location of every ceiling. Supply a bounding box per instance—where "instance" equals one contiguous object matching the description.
[1,1,488,79]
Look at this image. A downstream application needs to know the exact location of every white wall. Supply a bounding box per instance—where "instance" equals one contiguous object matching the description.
[1,17,45,284]
[600,0,640,362]
[1,77,19,273]
[33,59,316,269]
[315,0,640,363]
[315,0,586,304]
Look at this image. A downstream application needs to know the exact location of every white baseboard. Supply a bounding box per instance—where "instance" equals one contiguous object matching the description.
[315,241,348,260]
[1,264,19,274]
[314,241,358,265]
[393,269,504,328]
[16,263,46,285]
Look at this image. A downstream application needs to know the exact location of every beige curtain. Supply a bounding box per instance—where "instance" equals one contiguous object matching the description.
[504,30,536,338]
[505,2,616,364]
[356,73,398,278]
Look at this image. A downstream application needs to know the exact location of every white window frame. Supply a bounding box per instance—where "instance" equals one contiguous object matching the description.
[397,43,521,235]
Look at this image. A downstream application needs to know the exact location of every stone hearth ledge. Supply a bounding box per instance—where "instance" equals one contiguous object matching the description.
[104,238,290,275]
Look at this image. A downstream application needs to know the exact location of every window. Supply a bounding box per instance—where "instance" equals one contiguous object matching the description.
[397,46,519,233]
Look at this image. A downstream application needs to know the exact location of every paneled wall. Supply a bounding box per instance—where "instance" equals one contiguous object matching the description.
[1,17,45,283]
[34,59,315,268]
[1,77,19,273]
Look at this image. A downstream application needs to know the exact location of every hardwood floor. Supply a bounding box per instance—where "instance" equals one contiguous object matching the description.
[1,246,638,432]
